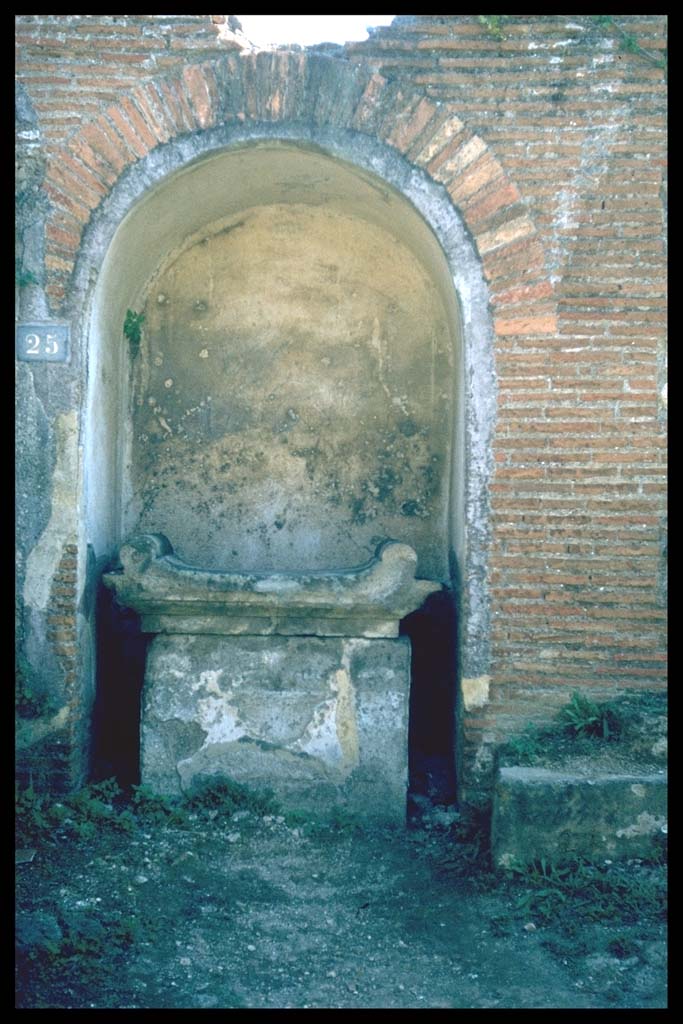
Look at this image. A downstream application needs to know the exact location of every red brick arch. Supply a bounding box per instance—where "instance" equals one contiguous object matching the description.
[43,50,556,336]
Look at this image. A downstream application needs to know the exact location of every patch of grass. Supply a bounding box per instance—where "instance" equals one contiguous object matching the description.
[429,803,496,885]
[15,777,141,845]
[319,805,367,836]
[499,724,548,766]
[478,15,509,39]
[130,784,188,827]
[15,782,53,845]
[559,691,620,740]
[499,688,664,767]
[58,778,137,840]
[607,935,640,960]
[504,857,667,931]
[15,262,38,288]
[281,808,309,828]
[450,803,490,852]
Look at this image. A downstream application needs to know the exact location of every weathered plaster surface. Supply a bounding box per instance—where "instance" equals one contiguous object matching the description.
[129,201,454,578]
[23,410,79,611]
[141,634,410,820]
[15,365,53,588]
[16,706,69,751]
[16,361,81,787]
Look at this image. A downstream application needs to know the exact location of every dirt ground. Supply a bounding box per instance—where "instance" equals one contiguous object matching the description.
[15,804,667,1010]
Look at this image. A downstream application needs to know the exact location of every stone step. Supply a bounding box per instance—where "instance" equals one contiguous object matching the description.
[491,765,667,869]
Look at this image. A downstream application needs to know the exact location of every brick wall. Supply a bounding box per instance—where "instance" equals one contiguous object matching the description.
[15,15,667,801]
[15,15,241,149]
[347,15,667,792]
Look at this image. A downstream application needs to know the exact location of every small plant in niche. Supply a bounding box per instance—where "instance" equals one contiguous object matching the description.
[123,308,145,356]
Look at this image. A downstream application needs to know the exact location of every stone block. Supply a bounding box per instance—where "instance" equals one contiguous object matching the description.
[141,634,411,822]
[491,766,668,868]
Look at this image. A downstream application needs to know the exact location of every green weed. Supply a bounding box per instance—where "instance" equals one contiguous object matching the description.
[15,782,52,844]
[60,778,136,839]
[16,778,135,845]
[505,857,667,929]
[17,906,144,1008]
[607,935,640,959]
[16,773,284,847]
[560,691,619,740]
[590,15,666,72]
[430,804,495,885]
[15,263,38,288]
[130,784,188,827]
[134,776,281,826]
[123,308,145,355]
[478,15,509,39]
[326,805,365,834]
[477,15,666,75]
[501,690,639,766]
[500,724,546,765]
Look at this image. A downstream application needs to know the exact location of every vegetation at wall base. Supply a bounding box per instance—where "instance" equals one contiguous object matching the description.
[16,774,283,847]
[499,690,667,767]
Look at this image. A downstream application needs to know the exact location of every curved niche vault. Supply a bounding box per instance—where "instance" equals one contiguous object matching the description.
[101,143,461,580]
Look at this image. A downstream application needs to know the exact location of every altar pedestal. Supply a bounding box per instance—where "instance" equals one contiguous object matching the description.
[104,534,440,822]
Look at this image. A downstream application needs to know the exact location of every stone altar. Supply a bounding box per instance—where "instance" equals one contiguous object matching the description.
[104,534,440,820]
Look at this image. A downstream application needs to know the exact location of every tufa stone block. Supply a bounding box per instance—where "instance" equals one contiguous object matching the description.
[140,633,412,822]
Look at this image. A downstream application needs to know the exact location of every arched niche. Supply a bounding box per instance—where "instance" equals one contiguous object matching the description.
[87,142,463,581]
[80,129,496,799]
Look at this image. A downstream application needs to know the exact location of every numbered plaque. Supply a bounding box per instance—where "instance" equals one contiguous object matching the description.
[16,323,70,363]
